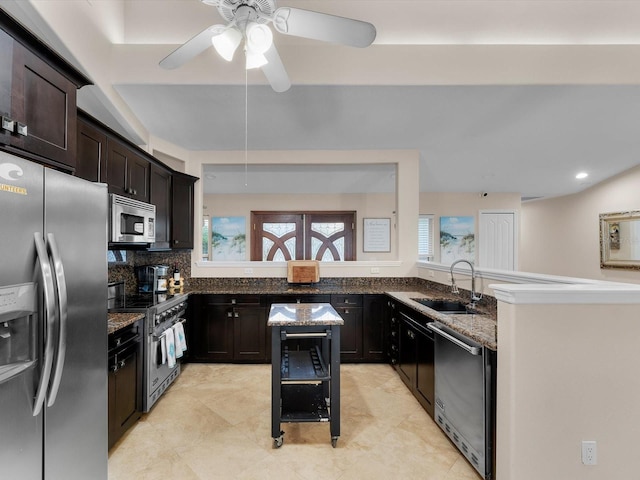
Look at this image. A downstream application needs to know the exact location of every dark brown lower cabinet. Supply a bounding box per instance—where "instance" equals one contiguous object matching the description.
[397,307,435,418]
[363,294,387,362]
[188,293,390,365]
[190,295,266,363]
[108,320,143,449]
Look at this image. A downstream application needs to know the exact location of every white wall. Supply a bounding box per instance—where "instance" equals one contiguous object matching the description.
[187,149,420,278]
[520,164,640,284]
[203,192,396,261]
[492,285,640,480]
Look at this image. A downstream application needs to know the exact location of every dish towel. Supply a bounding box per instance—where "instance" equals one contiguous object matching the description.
[173,322,187,355]
[173,323,183,359]
[165,328,176,368]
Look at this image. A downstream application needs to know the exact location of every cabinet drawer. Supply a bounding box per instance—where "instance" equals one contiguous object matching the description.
[330,294,362,307]
[269,294,331,305]
[204,294,262,306]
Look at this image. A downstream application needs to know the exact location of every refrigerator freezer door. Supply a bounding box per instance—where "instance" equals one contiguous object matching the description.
[43,168,108,480]
[0,154,44,480]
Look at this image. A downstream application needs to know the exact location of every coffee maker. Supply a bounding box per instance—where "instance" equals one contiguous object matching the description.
[135,265,170,294]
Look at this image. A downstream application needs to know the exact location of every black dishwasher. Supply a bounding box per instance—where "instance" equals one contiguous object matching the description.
[428,321,496,480]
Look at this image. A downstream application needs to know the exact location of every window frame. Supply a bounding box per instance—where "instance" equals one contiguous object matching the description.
[418,214,435,261]
[251,211,356,261]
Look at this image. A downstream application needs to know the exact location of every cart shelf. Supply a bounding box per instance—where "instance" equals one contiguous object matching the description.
[281,346,330,382]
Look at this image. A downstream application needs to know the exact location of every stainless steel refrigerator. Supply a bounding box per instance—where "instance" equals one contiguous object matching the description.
[0,151,108,479]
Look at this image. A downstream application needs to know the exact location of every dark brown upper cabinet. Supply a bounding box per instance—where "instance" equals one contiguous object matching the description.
[106,137,150,203]
[0,9,90,169]
[149,163,172,250]
[76,114,107,182]
[171,172,197,249]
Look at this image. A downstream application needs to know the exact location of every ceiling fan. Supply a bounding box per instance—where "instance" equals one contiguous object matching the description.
[159,0,377,93]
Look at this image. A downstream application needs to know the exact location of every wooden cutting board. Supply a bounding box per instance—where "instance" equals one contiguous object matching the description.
[287,260,320,284]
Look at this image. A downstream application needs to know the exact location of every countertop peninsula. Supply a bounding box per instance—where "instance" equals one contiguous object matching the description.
[186,277,497,350]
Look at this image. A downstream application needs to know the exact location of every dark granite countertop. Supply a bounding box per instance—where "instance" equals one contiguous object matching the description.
[185,278,497,350]
[386,291,497,350]
[108,312,145,335]
[267,303,345,326]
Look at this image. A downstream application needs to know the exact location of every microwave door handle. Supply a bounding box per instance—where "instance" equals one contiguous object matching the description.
[32,233,57,416]
[45,233,67,407]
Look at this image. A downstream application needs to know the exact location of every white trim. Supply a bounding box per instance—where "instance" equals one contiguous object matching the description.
[489,283,640,305]
[417,261,605,285]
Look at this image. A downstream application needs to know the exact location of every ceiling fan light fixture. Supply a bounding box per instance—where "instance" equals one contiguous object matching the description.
[245,22,273,55]
[211,26,242,61]
[245,51,268,69]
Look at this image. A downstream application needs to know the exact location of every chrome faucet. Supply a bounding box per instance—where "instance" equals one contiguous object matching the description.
[450,259,482,308]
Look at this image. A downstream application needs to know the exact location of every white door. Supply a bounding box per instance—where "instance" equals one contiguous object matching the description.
[479,212,516,270]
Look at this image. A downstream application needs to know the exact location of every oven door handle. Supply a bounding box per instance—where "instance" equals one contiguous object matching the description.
[427,323,481,355]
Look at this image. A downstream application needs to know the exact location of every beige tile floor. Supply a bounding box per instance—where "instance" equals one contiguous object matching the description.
[108,363,482,480]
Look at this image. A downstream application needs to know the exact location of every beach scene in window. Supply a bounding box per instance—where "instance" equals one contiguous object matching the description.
[440,216,475,264]
[212,216,246,260]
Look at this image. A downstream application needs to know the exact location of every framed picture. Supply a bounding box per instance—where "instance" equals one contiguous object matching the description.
[440,216,475,264]
[211,216,246,260]
[363,218,391,252]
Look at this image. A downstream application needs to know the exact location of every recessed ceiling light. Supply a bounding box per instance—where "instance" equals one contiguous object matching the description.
[575,172,588,180]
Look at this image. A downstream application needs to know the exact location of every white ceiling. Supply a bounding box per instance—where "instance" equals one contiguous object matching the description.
[6,0,640,199]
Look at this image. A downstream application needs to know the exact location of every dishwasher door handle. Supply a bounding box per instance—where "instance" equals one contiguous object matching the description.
[427,323,481,355]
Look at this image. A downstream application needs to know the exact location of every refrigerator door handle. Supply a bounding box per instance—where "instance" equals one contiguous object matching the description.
[32,233,57,416]
[46,233,67,407]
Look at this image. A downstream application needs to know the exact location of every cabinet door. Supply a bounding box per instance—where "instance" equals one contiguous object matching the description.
[363,295,386,361]
[106,138,129,197]
[127,152,150,202]
[150,164,172,248]
[398,316,417,390]
[203,304,234,361]
[0,29,12,145]
[76,117,107,182]
[336,306,362,362]
[11,42,77,168]
[171,172,196,249]
[233,305,266,362]
[108,342,142,450]
[416,328,435,418]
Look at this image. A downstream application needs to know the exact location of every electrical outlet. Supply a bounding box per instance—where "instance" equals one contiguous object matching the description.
[370,267,380,274]
[581,440,597,465]
[244,268,253,274]
[428,270,435,277]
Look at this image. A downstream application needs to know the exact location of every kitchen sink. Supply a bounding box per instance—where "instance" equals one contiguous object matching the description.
[411,298,472,314]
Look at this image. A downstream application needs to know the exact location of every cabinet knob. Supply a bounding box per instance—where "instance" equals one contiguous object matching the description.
[1,116,14,132]
[234,312,239,318]
[15,122,28,136]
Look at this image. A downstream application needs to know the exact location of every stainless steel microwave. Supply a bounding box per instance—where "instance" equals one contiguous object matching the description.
[110,194,156,244]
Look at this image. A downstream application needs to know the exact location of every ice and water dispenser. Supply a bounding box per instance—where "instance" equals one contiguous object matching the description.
[0,283,36,384]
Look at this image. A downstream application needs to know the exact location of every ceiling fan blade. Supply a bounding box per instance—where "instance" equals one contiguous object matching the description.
[159,24,222,69]
[261,44,291,93]
[272,7,376,48]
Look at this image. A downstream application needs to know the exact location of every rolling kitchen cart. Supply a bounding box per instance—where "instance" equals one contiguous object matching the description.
[268,303,343,448]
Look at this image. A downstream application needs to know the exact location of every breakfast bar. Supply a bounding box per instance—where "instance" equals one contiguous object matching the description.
[268,303,344,448]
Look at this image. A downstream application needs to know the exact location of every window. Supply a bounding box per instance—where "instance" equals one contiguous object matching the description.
[418,214,434,260]
[107,250,127,264]
[202,215,210,261]
[251,211,356,261]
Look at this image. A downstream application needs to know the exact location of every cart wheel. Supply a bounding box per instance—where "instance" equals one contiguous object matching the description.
[273,435,284,449]
[331,437,338,448]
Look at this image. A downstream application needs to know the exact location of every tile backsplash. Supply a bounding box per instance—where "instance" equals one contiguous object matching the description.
[108,250,191,295]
